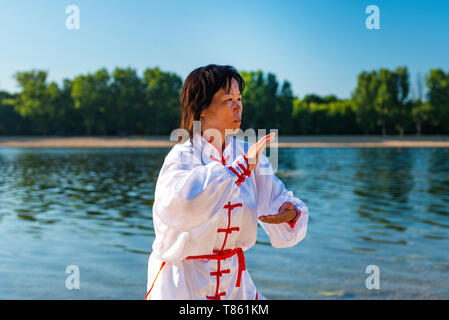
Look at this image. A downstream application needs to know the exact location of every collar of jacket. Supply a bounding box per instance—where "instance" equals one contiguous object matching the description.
[191,131,235,165]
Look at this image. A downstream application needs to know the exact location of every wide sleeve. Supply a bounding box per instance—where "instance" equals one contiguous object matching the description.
[255,155,309,248]
[153,150,250,231]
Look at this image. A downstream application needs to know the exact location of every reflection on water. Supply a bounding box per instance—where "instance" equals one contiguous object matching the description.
[0,148,448,299]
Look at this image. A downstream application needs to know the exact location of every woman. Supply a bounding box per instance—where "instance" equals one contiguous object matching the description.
[146,64,309,300]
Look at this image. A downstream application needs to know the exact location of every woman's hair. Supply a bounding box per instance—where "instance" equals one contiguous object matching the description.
[179,64,245,140]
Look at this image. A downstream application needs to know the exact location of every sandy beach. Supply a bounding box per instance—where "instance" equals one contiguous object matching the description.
[1,135,449,148]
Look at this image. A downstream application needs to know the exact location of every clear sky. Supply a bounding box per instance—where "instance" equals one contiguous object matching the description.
[1,0,448,99]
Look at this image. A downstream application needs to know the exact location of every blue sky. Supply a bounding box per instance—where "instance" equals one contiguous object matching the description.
[1,0,448,99]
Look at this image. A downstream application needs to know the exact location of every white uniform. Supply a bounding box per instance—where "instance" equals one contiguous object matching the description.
[146,132,309,300]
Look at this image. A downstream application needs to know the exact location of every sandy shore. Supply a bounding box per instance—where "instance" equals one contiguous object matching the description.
[1,135,449,148]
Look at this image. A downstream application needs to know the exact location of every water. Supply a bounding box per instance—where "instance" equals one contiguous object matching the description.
[0,147,448,299]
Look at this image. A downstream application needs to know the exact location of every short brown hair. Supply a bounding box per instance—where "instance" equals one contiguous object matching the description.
[179,64,245,139]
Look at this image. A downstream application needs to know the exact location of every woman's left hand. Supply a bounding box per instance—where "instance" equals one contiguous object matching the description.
[258,202,298,224]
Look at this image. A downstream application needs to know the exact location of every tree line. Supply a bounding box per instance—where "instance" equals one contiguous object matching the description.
[0,66,448,136]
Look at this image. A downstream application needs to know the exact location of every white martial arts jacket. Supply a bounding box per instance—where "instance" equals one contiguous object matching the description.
[146,132,309,300]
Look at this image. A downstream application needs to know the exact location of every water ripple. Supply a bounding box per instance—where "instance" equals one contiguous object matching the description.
[1,147,448,299]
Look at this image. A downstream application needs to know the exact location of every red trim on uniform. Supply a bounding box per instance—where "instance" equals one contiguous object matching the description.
[145,261,166,300]
[255,291,259,300]
[186,201,245,300]
[219,202,242,252]
[223,202,243,210]
[210,268,231,277]
[228,166,242,184]
[206,291,226,300]
[217,227,240,233]
[209,154,222,164]
[208,259,226,300]
[202,135,250,187]
[237,162,251,177]
[227,157,251,187]
[188,247,246,290]
[201,134,232,165]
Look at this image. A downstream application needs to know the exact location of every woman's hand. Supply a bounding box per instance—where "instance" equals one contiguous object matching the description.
[258,202,299,224]
[246,132,276,171]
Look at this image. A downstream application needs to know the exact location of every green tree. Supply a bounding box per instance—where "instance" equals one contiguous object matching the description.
[2,65,447,136]
[12,70,54,134]
[303,94,338,105]
[411,100,433,135]
[142,68,183,135]
[291,98,310,134]
[389,67,412,135]
[0,91,22,134]
[111,67,145,135]
[240,70,283,132]
[49,79,83,135]
[352,70,380,134]
[277,81,295,134]
[426,69,449,133]
[353,67,411,135]
[71,68,111,135]
[296,98,359,134]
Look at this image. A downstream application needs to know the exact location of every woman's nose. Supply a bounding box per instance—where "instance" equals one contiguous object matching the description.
[233,101,242,112]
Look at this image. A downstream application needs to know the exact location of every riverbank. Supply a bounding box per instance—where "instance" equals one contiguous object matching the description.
[1,135,449,148]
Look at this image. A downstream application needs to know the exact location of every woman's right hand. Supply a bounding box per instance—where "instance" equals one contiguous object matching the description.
[246,132,276,171]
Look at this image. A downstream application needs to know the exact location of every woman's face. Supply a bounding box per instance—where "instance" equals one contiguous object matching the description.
[200,78,242,135]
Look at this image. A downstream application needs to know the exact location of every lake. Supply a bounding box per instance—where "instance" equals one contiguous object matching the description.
[0,147,448,299]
